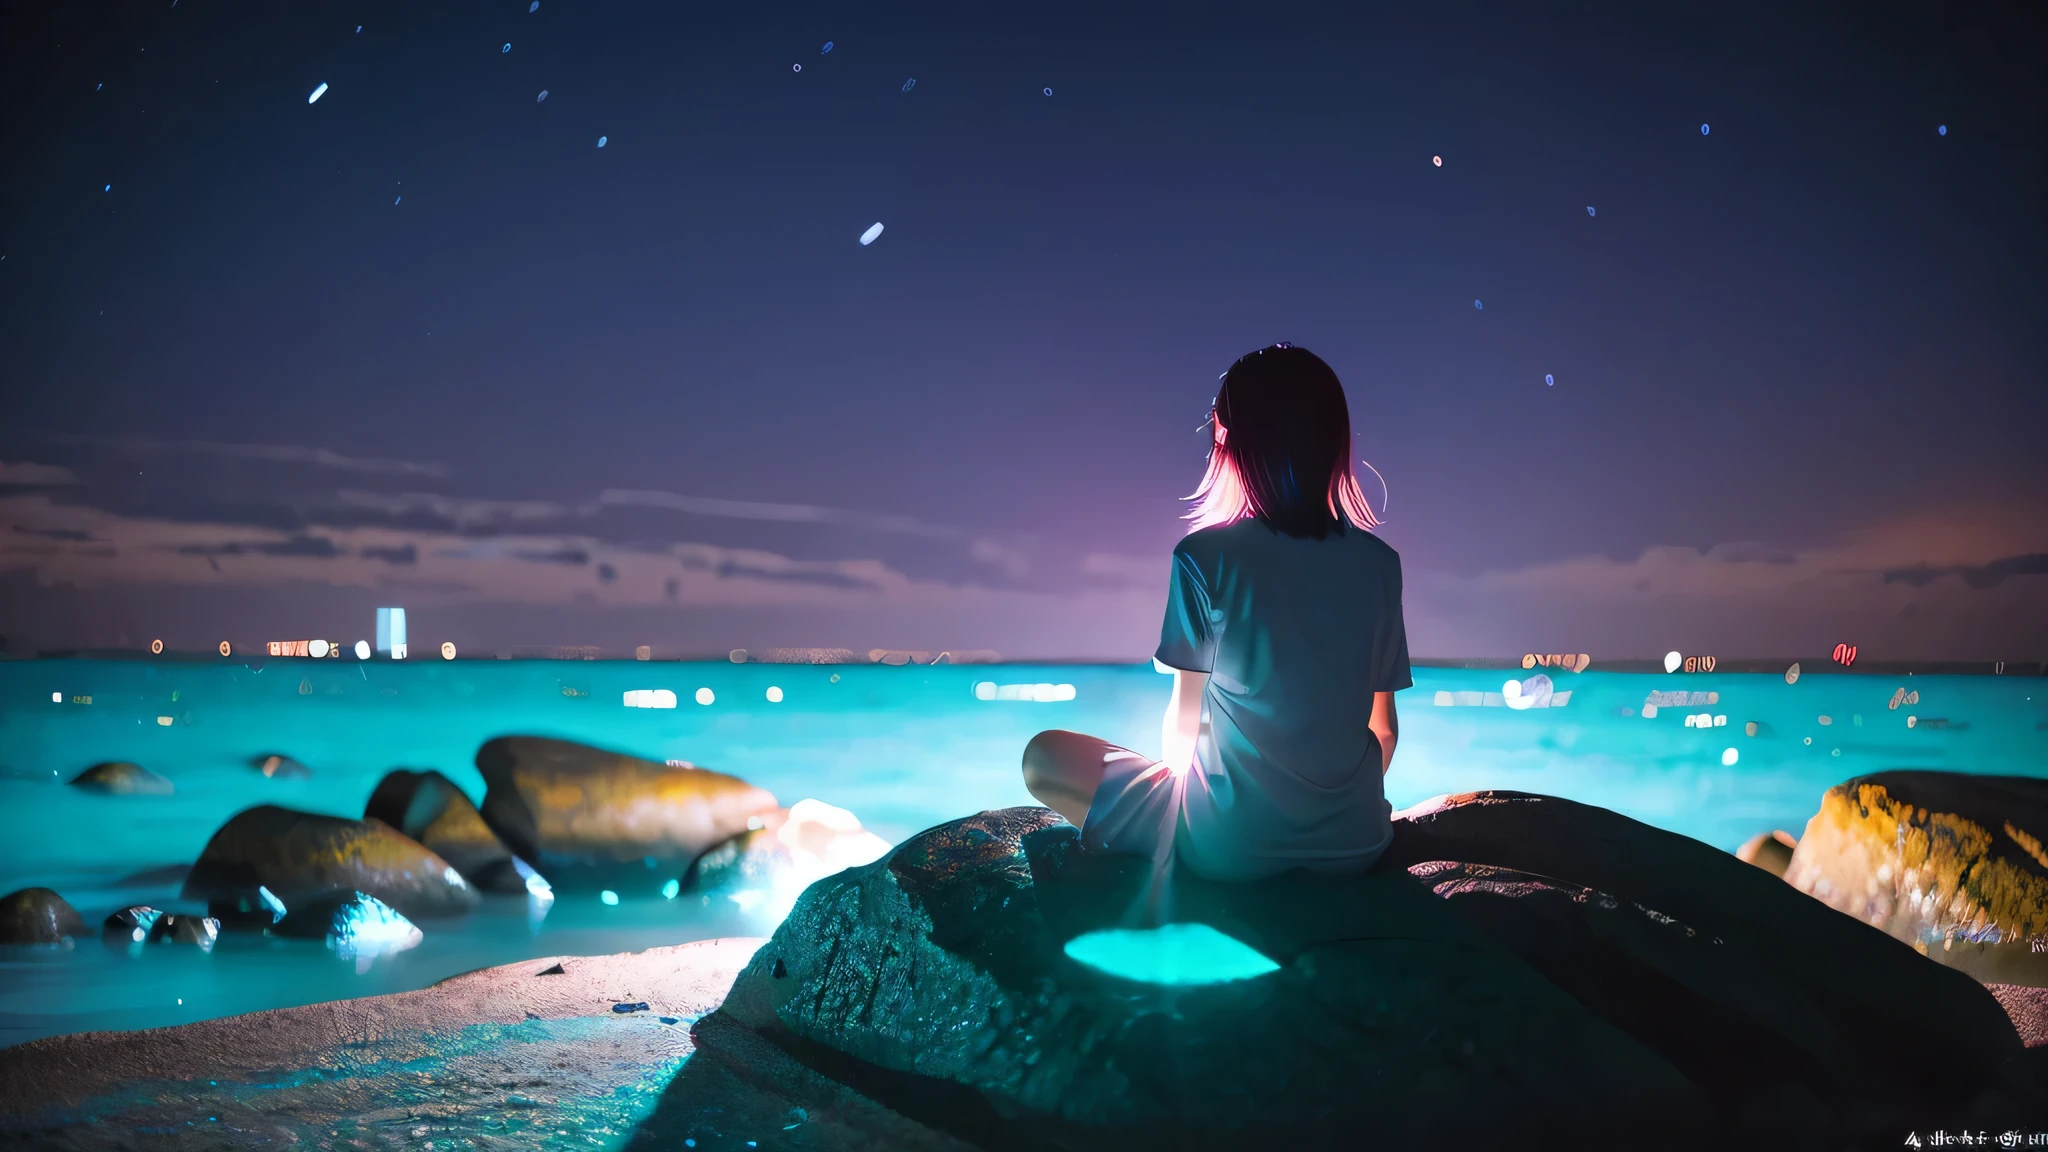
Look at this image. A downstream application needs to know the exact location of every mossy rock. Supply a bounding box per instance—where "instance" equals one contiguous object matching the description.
[181,805,478,921]
[68,762,174,796]
[365,769,525,894]
[1783,772,2048,987]
[0,888,87,946]
[475,736,778,889]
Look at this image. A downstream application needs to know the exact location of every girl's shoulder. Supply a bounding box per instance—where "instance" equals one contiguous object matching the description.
[1183,519,1400,563]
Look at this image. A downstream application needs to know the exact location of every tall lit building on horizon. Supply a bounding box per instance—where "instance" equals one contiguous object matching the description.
[375,607,407,659]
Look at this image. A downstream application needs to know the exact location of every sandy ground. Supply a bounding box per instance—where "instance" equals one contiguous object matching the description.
[0,938,766,1150]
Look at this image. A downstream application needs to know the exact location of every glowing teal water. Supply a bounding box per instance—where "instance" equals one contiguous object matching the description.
[1064,923,1281,985]
[0,657,2043,1044]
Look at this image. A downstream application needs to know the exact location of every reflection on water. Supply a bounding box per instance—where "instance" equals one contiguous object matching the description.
[1,657,2044,1044]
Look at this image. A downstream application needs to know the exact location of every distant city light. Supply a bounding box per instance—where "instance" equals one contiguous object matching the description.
[860,222,884,246]
[973,682,1078,702]
[376,608,407,654]
[440,641,456,660]
[51,692,61,703]
[354,640,371,659]
[1432,155,1442,167]
[218,641,231,656]
[1721,748,1739,766]
[623,689,678,709]
[309,639,330,658]
[1663,651,1683,674]
[765,685,784,703]
[695,687,715,705]
[150,639,163,654]
[635,645,651,661]
[308,82,328,104]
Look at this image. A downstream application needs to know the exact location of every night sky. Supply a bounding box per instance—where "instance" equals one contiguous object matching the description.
[2,1,2044,661]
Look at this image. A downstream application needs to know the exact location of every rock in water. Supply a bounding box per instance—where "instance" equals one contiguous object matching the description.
[690,798,894,916]
[102,906,165,946]
[251,754,312,779]
[1735,829,1799,878]
[181,805,478,921]
[476,736,778,889]
[365,769,527,893]
[68,761,174,795]
[1783,772,2048,987]
[1380,790,2025,1128]
[274,890,422,959]
[0,888,87,946]
[148,913,220,950]
[712,807,1709,1148]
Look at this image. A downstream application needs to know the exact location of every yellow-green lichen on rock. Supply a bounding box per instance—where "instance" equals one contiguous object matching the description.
[475,736,779,889]
[1784,772,2048,987]
[181,805,481,921]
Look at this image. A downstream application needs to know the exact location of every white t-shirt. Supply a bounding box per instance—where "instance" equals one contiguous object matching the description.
[1155,518,1412,880]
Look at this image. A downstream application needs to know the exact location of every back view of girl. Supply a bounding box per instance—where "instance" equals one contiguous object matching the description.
[1023,344,1410,881]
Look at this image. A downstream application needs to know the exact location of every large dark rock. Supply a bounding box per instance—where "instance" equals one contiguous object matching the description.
[1378,791,2028,1126]
[364,769,526,893]
[181,805,479,921]
[0,888,86,946]
[714,807,1713,1150]
[705,800,2040,1148]
[67,762,173,796]
[1781,771,2048,987]
[475,736,778,890]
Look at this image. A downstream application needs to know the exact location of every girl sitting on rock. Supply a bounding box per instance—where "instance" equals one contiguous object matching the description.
[1022,344,1410,881]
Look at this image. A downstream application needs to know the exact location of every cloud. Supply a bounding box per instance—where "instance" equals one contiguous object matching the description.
[596,488,970,539]
[0,461,81,486]
[1082,552,1167,585]
[41,435,447,478]
[969,539,1031,581]
[1881,553,2048,590]
[0,492,1144,624]
[1408,506,2048,659]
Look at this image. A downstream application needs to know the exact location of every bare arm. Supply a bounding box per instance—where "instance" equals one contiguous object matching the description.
[1161,668,1209,772]
[1369,690,1399,774]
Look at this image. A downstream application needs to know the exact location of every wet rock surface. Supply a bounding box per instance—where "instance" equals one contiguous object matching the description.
[364,768,526,893]
[0,939,767,1151]
[0,887,86,946]
[101,906,164,945]
[712,807,1710,1150]
[147,913,220,949]
[1381,791,2029,1123]
[695,799,2042,1148]
[476,735,779,890]
[1782,771,2048,987]
[66,761,173,796]
[181,804,479,921]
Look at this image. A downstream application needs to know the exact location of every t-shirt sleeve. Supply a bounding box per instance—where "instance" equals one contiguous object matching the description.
[1373,554,1414,692]
[1154,546,1216,673]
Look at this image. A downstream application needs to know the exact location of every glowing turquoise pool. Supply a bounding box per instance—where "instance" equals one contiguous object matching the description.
[2,656,2043,1046]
